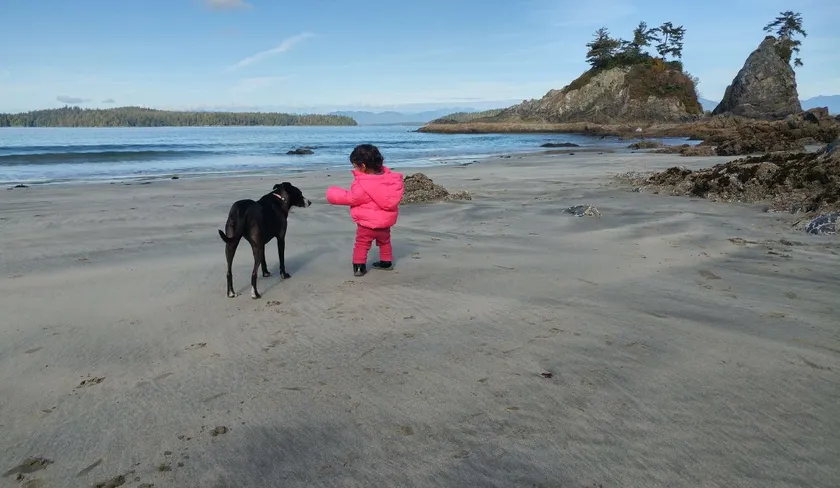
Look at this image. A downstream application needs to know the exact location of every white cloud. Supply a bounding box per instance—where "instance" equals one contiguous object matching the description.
[56,95,90,104]
[227,33,314,71]
[231,76,288,94]
[203,0,251,10]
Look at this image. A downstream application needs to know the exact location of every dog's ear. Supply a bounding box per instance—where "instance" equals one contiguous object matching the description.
[273,184,283,191]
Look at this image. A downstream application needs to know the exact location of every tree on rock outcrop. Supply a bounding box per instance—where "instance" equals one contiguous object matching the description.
[655,22,686,61]
[585,28,622,68]
[628,21,659,56]
[763,11,806,67]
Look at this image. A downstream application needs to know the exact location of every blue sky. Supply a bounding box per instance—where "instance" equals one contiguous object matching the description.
[0,0,837,113]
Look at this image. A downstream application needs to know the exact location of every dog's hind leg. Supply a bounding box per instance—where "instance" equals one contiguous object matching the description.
[260,253,271,278]
[277,228,291,279]
[250,244,265,299]
[225,239,239,298]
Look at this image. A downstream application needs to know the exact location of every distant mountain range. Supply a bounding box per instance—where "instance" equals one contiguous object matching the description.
[801,95,840,114]
[699,95,839,115]
[334,96,837,125]
[699,98,719,112]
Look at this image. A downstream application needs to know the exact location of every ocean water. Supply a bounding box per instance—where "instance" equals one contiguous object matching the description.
[0,125,687,185]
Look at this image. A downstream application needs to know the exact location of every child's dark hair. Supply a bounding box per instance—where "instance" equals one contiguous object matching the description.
[350,144,384,171]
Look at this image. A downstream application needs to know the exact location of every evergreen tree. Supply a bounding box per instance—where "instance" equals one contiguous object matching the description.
[655,22,686,60]
[763,11,806,67]
[585,28,622,69]
[629,21,659,56]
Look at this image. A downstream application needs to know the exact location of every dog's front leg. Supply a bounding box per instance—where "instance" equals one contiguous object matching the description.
[277,236,291,279]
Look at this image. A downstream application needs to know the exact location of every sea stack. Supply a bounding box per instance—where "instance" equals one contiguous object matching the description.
[712,36,802,120]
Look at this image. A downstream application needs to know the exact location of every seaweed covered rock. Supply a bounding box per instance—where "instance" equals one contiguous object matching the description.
[541,142,580,148]
[655,114,840,156]
[401,173,471,204]
[628,140,664,150]
[624,139,840,214]
[652,144,716,156]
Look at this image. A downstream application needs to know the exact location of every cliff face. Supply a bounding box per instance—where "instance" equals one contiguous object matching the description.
[712,36,802,120]
[489,65,702,124]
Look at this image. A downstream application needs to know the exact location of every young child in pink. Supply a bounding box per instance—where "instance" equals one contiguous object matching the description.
[326,144,405,276]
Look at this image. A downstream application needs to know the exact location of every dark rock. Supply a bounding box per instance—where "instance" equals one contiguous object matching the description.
[287,148,314,155]
[653,144,715,156]
[680,145,716,157]
[8,184,29,190]
[805,107,830,121]
[563,205,601,217]
[805,213,839,235]
[540,142,579,148]
[628,140,664,150]
[171,176,179,180]
[402,173,471,204]
[712,36,802,120]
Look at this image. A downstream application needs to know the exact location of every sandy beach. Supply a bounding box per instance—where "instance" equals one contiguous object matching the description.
[1,152,838,487]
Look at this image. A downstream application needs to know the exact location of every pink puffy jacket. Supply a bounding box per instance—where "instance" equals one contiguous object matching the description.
[326,166,405,229]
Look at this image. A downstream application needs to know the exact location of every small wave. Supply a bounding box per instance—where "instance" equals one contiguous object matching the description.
[0,149,215,166]
[0,143,193,154]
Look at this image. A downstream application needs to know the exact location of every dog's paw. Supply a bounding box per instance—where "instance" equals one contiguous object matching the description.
[280,272,292,280]
[227,290,237,298]
[262,271,272,278]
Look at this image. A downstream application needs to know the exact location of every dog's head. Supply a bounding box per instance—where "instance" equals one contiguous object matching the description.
[272,182,311,208]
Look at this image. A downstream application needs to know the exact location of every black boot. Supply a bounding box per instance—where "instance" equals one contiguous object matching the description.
[372,261,393,271]
[353,264,367,276]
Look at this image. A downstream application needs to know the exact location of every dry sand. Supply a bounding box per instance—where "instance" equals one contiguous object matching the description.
[1,152,838,488]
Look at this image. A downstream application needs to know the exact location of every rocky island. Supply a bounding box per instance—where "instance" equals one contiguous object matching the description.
[420,14,838,157]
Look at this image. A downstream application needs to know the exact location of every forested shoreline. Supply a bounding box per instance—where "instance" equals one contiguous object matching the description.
[0,106,357,127]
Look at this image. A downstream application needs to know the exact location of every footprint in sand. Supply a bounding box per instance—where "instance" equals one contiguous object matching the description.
[3,457,53,477]
[262,339,284,352]
[699,269,721,280]
[185,343,206,350]
[76,377,105,389]
[75,459,102,478]
[25,347,42,354]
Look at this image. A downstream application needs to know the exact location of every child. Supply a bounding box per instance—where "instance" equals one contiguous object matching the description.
[326,144,405,276]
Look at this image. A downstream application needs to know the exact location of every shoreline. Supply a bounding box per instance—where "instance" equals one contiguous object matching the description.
[2,139,695,188]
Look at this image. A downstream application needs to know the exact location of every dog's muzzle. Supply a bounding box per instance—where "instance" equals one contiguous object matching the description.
[305,199,312,207]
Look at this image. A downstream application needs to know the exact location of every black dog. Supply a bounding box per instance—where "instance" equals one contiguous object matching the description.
[218,182,311,299]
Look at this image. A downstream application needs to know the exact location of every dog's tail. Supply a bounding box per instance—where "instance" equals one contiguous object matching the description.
[218,229,234,243]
